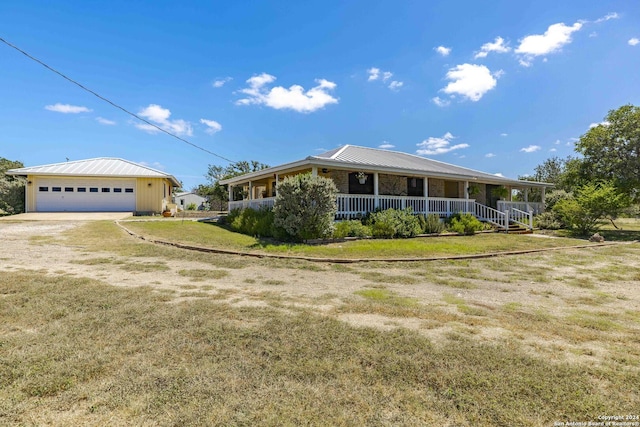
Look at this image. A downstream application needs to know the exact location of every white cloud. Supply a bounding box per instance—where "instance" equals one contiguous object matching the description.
[589,32,598,38]
[515,22,583,65]
[212,77,232,88]
[441,64,501,102]
[594,12,619,23]
[520,145,541,153]
[432,97,451,107]
[629,38,640,46]
[96,117,116,125]
[200,118,222,135]
[555,139,561,144]
[485,153,496,158]
[474,36,511,59]
[435,46,451,56]
[379,141,395,149]
[549,148,557,152]
[136,104,193,136]
[45,103,92,114]
[367,67,380,81]
[494,172,505,177]
[388,81,403,90]
[236,73,338,113]
[500,133,508,137]
[589,121,611,128]
[382,71,393,81]
[416,132,469,155]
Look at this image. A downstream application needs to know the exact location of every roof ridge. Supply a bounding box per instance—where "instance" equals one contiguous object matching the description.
[331,144,350,159]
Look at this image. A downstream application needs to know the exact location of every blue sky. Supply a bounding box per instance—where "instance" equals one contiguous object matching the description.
[1,1,639,189]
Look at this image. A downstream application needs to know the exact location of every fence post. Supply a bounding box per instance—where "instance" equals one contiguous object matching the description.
[529,210,534,230]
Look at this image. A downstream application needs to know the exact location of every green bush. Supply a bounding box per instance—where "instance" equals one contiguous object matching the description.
[226,207,275,237]
[333,220,371,238]
[366,208,422,239]
[418,213,445,234]
[534,211,562,230]
[446,213,484,235]
[273,174,338,242]
[186,202,197,211]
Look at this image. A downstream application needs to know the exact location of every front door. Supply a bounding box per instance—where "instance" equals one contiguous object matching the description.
[485,184,500,209]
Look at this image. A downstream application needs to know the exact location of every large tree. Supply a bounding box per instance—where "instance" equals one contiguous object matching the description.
[0,157,26,215]
[575,104,640,201]
[199,160,270,210]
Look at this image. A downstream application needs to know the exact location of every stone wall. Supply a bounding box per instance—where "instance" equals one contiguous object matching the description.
[428,178,445,197]
[329,170,349,193]
[379,174,407,195]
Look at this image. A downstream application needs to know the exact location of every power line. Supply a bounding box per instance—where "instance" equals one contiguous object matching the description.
[0,36,234,163]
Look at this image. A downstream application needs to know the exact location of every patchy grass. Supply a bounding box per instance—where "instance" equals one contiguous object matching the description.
[122,220,590,259]
[178,269,229,282]
[355,288,419,307]
[359,271,420,284]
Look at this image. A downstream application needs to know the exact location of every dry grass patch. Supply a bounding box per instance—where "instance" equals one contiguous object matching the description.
[178,268,229,282]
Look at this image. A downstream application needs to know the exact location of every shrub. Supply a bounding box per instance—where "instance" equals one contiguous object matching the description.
[226,207,275,237]
[333,220,371,238]
[552,181,631,235]
[186,202,197,211]
[366,208,422,239]
[273,174,338,242]
[418,213,445,234]
[534,211,562,230]
[446,213,484,235]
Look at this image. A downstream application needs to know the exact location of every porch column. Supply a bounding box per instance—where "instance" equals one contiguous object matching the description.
[373,172,379,209]
[541,187,546,211]
[228,185,233,203]
[312,167,318,177]
[464,181,469,199]
[424,177,429,214]
[248,181,253,200]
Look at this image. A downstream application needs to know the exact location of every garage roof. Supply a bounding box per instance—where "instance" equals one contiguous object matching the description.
[6,158,180,186]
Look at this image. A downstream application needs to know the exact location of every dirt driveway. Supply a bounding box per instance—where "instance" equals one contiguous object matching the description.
[2,218,640,362]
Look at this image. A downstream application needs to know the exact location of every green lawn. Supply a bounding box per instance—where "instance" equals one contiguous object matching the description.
[122,220,597,259]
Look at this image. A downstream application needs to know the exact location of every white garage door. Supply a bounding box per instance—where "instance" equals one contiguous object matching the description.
[36,178,136,212]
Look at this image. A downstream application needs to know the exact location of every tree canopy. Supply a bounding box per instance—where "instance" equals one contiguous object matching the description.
[197,160,270,210]
[575,104,640,201]
[0,157,25,215]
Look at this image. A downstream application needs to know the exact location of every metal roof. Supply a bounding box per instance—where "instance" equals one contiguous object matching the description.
[220,145,551,187]
[311,145,514,182]
[6,158,181,186]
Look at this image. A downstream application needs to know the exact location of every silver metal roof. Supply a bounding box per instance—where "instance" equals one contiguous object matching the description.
[6,158,180,186]
[311,145,513,182]
[220,145,551,187]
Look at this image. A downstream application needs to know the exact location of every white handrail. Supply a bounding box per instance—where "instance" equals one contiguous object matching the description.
[509,207,533,230]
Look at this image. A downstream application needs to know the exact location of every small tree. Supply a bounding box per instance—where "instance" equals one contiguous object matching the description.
[553,182,631,235]
[273,174,337,242]
[0,157,25,215]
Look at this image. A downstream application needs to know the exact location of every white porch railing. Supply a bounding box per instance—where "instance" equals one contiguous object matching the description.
[228,197,276,211]
[497,201,544,215]
[227,194,533,230]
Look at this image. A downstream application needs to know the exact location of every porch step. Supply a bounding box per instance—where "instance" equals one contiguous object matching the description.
[497,223,532,234]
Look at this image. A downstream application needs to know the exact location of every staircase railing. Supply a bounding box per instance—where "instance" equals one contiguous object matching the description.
[509,207,534,230]
[474,203,508,229]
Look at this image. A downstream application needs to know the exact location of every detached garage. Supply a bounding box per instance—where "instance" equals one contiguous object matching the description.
[6,158,180,214]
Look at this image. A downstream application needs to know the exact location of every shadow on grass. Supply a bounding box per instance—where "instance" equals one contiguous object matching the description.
[201,221,298,250]
[597,229,640,242]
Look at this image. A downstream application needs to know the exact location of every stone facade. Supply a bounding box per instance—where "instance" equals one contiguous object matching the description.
[428,178,445,198]
[329,170,349,193]
[379,174,407,196]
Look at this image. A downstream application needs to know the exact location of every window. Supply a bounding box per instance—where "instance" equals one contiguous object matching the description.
[77,187,86,192]
[65,187,74,192]
[39,186,48,192]
[125,188,134,193]
[348,172,374,195]
[113,188,122,193]
[52,187,62,192]
[102,188,110,193]
[90,188,99,193]
[407,177,424,197]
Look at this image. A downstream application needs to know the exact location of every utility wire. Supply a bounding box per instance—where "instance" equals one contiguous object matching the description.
[0,36,234,163]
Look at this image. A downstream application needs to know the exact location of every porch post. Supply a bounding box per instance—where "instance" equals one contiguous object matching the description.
[248,181,253,200]
[524,188,529,202]
[373,172,379,209]
[464,180,469,199]
[541,187,546,212]
[228,185,233,203]
[311,167,318,177]
[424,177,429,214]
